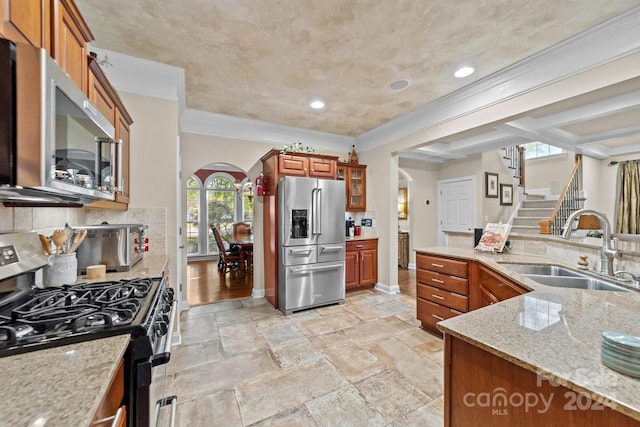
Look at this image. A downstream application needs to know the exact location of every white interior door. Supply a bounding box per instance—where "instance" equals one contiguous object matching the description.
[437,176,476,245]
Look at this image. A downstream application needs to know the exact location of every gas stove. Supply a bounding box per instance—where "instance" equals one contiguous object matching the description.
[0,277,168,357]
[0,231,177,426]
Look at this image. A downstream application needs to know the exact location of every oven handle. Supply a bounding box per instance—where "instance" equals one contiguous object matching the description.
[153,395,178,427]
[91,406,123,427]
[151,300,178,367]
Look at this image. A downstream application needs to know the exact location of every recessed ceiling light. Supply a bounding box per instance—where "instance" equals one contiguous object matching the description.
[390,79,410,90]
[310,99,325,109]
[454,66,475,78]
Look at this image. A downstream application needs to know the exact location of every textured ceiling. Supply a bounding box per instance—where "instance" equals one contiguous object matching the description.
[75,0,640,137]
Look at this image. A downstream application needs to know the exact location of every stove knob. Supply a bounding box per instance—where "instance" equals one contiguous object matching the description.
[155,321,168,337]
[161,303,171,313]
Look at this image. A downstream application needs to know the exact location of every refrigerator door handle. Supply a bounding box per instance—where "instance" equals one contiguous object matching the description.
[320,245,343,251]
[316,188,323,235]
[288,248,313,254]
[291,264,343,273]
[310,188,317,236]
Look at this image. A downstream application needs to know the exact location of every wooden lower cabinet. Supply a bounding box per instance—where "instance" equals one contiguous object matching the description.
[475,264,528,309]
[91,358,126,426]
[445,335,640,427]
[416,253,470,335]
[345,238,378,290]
[415,252,531,335]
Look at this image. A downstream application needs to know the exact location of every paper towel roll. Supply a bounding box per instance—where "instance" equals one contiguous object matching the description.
[86,264,106,280]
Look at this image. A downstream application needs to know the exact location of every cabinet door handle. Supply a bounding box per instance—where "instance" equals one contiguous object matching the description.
[431,278,444,284]
[432,314,445,321]
[431,294,445,300]
[431,263,444,268]
[356,245,364,248]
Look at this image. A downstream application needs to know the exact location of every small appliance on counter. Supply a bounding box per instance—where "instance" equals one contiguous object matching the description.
[346,217,355,237]
[72,222,148,274]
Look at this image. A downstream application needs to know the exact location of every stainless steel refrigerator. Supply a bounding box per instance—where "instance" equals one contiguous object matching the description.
[278,176,346,315]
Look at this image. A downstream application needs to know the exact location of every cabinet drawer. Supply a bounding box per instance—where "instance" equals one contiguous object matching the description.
[417,269,468,295]
[346,239,377,252]
[417,298,462,334]
[478,265,527,302]
[417,283,468,312]
[416,253,468,278]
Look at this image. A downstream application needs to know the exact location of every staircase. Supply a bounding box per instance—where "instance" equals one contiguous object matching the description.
[510,194,558,235]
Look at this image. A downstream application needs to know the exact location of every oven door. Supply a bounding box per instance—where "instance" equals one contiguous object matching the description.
[149,299,178,427]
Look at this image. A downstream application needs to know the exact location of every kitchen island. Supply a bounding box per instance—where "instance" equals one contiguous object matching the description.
[415,247,640,426]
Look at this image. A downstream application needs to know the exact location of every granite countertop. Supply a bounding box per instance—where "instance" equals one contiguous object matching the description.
[0,334,130,426]
[346,235,378,241]
[414,247,640,421]
[76,255,169,283]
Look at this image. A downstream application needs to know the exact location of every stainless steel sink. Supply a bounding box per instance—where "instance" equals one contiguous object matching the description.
[521,274,631,292]
[499,262,634,292]
[499,263,584,277]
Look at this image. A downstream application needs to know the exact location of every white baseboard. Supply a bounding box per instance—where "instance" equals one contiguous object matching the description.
[171,332,182,346]
[407,263,416,270]
[375,282,400,294]
[252,288,266,298]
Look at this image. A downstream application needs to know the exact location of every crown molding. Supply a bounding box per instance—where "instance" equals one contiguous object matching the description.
[87,45,186,112]
[357,5,640,151]
[180,108,355,152]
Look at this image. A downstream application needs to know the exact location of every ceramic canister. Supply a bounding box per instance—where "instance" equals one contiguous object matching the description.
[43,253,77,286]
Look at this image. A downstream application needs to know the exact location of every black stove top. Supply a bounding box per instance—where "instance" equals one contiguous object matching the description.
[0,278,163,357]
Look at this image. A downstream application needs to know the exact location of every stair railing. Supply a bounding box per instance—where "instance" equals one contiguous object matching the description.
[539,154,582,234]
[503,146,525,187]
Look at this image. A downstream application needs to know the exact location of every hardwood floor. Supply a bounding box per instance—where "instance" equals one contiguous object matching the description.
[187,259,416,306]
[187,259,253,305]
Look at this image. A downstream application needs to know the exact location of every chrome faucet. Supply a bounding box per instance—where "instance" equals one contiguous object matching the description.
[561,209,621,276]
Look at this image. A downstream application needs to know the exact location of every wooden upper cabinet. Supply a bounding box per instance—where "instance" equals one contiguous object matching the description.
[115,108,132,204]
[87,55,133,206]
[278,154,308,176]
[52,0,93,93]
[338,162,367,211]
[0,0,50,49]
[308,157,336,178]
[261,149,339,195]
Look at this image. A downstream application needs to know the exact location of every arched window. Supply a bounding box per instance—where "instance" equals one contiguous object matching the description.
[206,174,236,250]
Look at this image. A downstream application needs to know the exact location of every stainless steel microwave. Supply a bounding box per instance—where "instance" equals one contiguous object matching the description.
[0,38,120,205]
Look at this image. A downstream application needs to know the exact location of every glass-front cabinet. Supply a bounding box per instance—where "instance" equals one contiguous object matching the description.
[337,163,367,211]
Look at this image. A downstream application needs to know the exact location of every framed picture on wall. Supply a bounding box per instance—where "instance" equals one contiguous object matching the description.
[500,183,513,206]
[485,172,499,198]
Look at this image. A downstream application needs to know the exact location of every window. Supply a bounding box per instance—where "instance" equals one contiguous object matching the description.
[206,175,236,252]
[186,177,201,255]
[523,142,564,160]
[186,171,252,258]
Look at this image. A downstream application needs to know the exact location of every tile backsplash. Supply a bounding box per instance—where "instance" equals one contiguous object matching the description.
[0,206,166,257]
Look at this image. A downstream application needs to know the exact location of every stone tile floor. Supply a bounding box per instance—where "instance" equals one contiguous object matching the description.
[170,289,444,426]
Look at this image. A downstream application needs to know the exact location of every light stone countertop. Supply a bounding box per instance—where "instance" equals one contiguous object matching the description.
[346,236,378,242]
[75,255,169,283]
[0,334,130,427]
[414,247,640,421]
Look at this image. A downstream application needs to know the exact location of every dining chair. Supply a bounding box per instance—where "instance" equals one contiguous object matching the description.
[233,222,252,237]
[232,222,253,271]
[211,226,241,274]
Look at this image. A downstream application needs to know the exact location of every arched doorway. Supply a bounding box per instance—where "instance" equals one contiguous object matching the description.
[186,163,254,305]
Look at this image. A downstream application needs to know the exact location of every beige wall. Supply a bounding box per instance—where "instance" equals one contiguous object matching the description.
[120,92,179,288]
[398,159,439,267]
[525,153,575,195]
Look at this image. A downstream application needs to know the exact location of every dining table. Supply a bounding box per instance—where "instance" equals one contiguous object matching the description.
[225,234,254,273]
